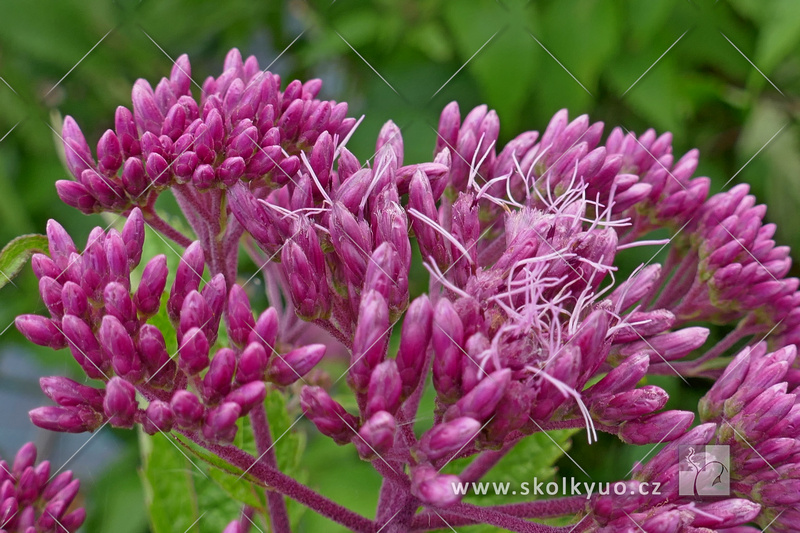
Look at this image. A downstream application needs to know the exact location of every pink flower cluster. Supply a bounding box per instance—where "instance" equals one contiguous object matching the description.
[14,48,799,532]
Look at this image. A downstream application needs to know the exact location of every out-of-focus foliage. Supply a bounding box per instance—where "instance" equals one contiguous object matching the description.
[0,0,798,531]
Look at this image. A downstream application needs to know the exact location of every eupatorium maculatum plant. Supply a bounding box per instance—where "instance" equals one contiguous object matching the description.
[10,48,800,532]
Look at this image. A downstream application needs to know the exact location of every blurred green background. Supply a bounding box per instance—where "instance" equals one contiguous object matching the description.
[1,0,799,531]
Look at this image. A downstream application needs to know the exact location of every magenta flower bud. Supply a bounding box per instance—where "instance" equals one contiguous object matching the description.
[364,242,407,316]
[115,106,140,157]
[121,207,145,269]
[616,327,709,362]
[103,282,137,335]
[60,281,88,319]
[40,376,104,412]
[46,220,78,270]
[103,377,137,428]
[432,298,464,402]
[222,520,245,533]
[354,411,396,460]
[31,253,61,281]
[365,360,402,418]
[349,291,390,393]
[444,368,511,423]
[173,151,198,182]
[690,499,761,529]
[609,265,661,310]
[592,386,669,423]
[225,381,266,415]
[169,54,192,96]
[282,241,330,320]
[132,79,164,135]
[485,380,534,443]
[62,116,95,179]
[203,348,236,403]
[409,171,447,267]
[168,241,205,323]
[307,130,334,186]
[121,157,148,198]
[1,496,19,528]
[268,344,326,386]
[418,417,481,462]
[217,156,246,186]
[435,101,461,155]
[754,479,800,506]
[96,130,123,176]
[61,315,106,379]
[396,295,433,399]
[12,443,37,479]
[192,165,216,191]
[226,285,256,348]
[411,466,461,507]
[178,290,212,343]
[170,390,204,428]
[300,386,358,445]
[42,472,73,501]
[137,324,175,386]
[80,169,124,207]
[145,152,170,186]
[56,180,99,214]
[30,405,102,433]
[142,400,173,434]
[15,315,66,350]
[200,274,226,343]
[134,254,168,317]
[236,342,269,384]
[587,353,650,401]
[98,315,141,380]
[619,410,694,445]
[249,307,279,349]
[105,230,130,289]
[60,508,87,531]
[329,203,372,287]
[178,327,210,376]
[202,402,242,444]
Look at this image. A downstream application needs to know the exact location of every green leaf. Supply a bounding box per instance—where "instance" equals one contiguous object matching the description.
[443,429,579,533]
[0,233,47,290]
[140,430,258,532]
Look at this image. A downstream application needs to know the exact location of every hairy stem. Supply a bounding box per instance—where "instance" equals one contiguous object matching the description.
[142,208,193,248]
[250,403,291,533]
[180,431,378,532]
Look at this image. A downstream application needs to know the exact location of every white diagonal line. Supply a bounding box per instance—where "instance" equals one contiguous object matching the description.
[624,416,697,477]
[0,122,20,145]
[160,429,210,479]
[722,123,786,189]
[621,127,688,192]
[337,413,399,475]
[437,415,495,473]
[0,76,19,96]
[376,509,402,533]
[720,32,784,96]
[528,418,590,478]
[529,32,592,96]
[622,510,647,533]
[48,419,110,480]
[761,509,785,531]
[431,30,500,100]
[264,29,308,72]
[236,412,306,481]
[336,31,401,97]
[182,511,207,533]
[722,419,778,475]
[622,29,689,97]
[243,512,266,533]
[567,515,589,533]
[46,28,115,97]
[332,318,400,385]
[139,29,204,93]
[430,509,458,533]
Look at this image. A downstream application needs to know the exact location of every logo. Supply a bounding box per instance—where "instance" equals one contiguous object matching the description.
[678,445,730,497]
